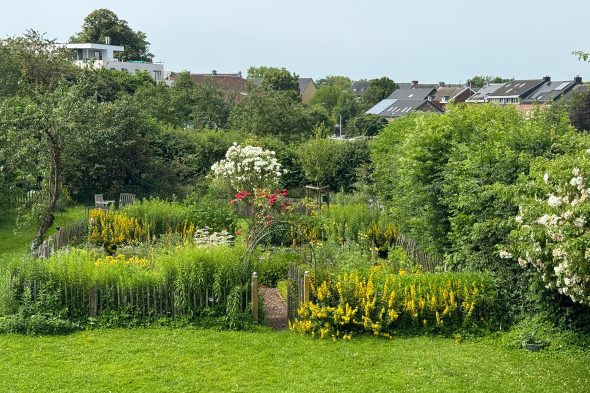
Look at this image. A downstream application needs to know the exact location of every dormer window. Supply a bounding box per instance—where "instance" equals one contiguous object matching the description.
[441,96,450,103]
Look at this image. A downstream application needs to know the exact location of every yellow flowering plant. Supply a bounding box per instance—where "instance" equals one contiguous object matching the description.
[290,267,498,340]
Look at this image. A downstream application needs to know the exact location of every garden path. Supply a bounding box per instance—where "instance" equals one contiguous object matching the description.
[259,286,288,330]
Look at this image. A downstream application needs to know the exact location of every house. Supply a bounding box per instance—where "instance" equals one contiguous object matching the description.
[166,70,249,101]
[65,42,165,81]
[465,83,507,103]
[387,87,437,101]
[486,78,546,104]
[433,85,475,110]
[299,78,317,104]
[350,80,370,97]
[519,76,583,110]
[365,98,442,119]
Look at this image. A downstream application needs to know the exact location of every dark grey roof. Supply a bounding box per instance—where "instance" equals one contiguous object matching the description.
[351,80,370,96]
[387,87,436,100]
[522,80,579,103]
[298,78,315,93]
[434,86,472,101]
[466,83,506,102]
[366,98,442,117]
[562,84,589,101]
[487,80,544,98]
[398,82,439,89]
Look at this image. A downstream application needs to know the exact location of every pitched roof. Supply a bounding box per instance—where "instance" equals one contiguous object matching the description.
[351,80,370,96]
[521,80,580,103]
[387,87,436,100]
[366,98,442,117]
[434,86,472,101]
[487,79,544,98]
[298,78,315,93]
[398,82,439,89]
[466,83,506,102]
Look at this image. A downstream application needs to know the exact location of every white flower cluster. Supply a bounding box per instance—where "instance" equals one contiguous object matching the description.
[511,167,590,305]
[194,227,234,247]
[210,143,286,191]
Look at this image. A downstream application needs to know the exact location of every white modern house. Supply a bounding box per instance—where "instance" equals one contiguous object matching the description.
[65,42,164,81]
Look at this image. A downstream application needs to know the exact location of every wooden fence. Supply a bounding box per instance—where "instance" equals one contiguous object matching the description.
[4,190,43,211]
[287,265,310,322]
[393,232,445,273]
[19,279,251,320]
[32,221,87,258]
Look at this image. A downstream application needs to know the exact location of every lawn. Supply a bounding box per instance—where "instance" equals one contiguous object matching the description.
[0,207,86,256]
[1,329,589,392]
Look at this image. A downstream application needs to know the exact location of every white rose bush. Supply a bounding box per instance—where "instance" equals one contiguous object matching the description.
[210,143,285,193]
[504,152,590,306]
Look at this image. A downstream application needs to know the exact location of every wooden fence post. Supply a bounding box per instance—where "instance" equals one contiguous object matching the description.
[251,272,259,323]
[303,271,310,304]
[89,286,97,317]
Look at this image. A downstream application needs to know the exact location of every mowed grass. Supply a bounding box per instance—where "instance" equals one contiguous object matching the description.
[0,207,86,256]
[1,329,589,392]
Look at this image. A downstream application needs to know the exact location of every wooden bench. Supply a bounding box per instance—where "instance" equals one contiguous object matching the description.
[119,193,136,208]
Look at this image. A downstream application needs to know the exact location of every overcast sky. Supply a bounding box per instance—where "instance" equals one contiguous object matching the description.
[2,0,589,83]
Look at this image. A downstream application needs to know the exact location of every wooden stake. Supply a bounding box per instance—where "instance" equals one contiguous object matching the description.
[252,272,259,323]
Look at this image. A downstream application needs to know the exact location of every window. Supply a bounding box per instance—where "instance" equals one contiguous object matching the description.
[121,68,129,73]
[93,51,102,60]
[153,70,162,80]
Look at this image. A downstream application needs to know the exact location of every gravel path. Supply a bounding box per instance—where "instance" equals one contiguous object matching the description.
[259,286,288,330]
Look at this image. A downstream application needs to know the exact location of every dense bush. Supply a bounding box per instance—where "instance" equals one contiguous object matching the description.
[290,268,499,339]
[371,104,588,323]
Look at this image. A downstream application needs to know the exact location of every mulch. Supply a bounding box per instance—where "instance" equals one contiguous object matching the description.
[259,285,288,330]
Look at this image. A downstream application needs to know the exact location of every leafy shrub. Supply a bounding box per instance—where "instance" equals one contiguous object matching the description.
[290,268,499,339]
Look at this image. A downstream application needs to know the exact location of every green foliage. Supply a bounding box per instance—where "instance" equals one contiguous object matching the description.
[371,104,586,323]
[296,138,370,191]
[467,75,511,89]
[122,197,236,235]
[0,245,249,329]
[362,76,399,106]
[345,114,387,137]
[569,90,590,132]
[291,269,500,339]
[0,30,78,96]
[70,8,153,62]
[229,90,314,140]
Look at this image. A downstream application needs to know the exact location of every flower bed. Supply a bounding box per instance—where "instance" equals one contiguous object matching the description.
[290,267,499,339]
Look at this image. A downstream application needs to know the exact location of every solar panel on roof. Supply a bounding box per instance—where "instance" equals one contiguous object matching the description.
[366,99,398,115]
[555,82,569,91]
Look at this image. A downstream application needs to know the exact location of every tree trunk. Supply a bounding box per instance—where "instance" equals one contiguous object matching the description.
[31,129,61,252]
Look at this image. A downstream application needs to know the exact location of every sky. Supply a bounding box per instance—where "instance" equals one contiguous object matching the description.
[2,0,589,84]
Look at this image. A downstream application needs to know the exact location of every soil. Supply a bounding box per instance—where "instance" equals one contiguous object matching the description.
[259,285,288,330]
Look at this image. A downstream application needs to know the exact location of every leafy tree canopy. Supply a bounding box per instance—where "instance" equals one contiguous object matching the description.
[248,66,299,98]
[467,75,511,89]
[70,8,153,62]
[0,30,77,96]
[362,77,399,106]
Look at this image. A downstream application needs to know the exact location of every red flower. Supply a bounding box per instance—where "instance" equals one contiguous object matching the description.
[229,200,235,205]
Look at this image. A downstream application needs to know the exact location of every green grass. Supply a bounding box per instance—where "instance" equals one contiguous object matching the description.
[0,329,588,392]
[0,207,86,256]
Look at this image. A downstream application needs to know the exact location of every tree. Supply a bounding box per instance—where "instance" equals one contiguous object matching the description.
[0,87,94,249]
[467,75,511,89]
[362,77,398,106]
[228,90,312,140]
[315,75,351,90]
[70,9,153,62]
[0,30,78,95]
[345,114,387,137]
[570,91,590,132]
[248,66,299,99]
[297,138,370,191]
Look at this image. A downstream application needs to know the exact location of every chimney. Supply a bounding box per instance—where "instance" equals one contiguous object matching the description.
[574,75,583,85]
[411,80,418,87]
[105,36,110,45]
[212,70,217,75]
[543,76,551,83]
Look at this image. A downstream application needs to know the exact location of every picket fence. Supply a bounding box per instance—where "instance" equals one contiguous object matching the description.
[32,221,87,258]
